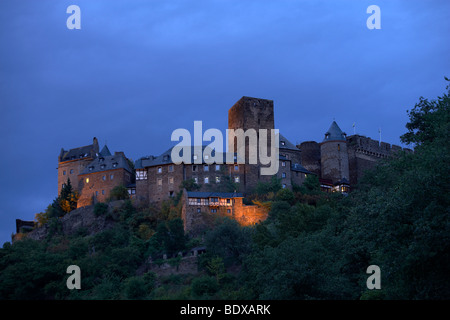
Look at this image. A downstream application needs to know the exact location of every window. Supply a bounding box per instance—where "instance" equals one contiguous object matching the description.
[197,208,201,213]
[157,167,162,173]
[215,164,220,171]
[169,177,174,184]
[168,165,174,172]
[169,191,174,197]
[215,176,220,183]
[211,209,217,213]
[281,161,286,167]
[70,169,74,174]
[95,191,98,197]
[89,166,93,171]
[63,170,66,175]
[211,197,218,203]
[234,165,239,171]
[282,172,286,178]
[112,163,118,168]
[157,178,162,186]
[192,165,197,172]
[227,199,231,204]
[281,141,286,146]
[136,169,147,180]
[204,177,209,184]
[102,175,106,181]
[197,198,201,204]
[282,184,286,189]
[102,190,105,195]
[194,177,198,183]
[100,164,106,169]
[99,157,104,163]
[110,174,114,180]
[204,165,209,172]
[86,178,89,183]
[227,209,231,214]
[234,176,240,183]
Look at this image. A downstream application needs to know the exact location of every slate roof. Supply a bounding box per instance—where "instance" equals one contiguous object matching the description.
[80,152,132,175]
[186,191,244,198]
[60,144,96,162]
[136,145,244,168]
[279,133,299,151]
[323,121,347,142]
[99,145,112,157]
[291,163,313,174]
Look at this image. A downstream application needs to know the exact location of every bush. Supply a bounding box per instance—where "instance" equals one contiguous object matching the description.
[108,185,130,201]
[94,202,108,217]
[191,276,218,297]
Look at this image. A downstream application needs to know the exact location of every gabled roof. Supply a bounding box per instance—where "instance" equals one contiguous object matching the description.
[279,133,299,151]
[186,191,244,198]
[323,121,347,142]
[99,145,112,157]
[291,163,313,174]
[137,145,243,168]
[80,152,132,175]
[60,144,96,162]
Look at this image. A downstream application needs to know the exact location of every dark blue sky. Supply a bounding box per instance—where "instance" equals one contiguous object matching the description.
[1,0,449,245]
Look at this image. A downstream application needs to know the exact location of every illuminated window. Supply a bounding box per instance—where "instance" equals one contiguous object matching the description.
[215,176,220,183]
[234,176,240,183]
[86,178,89,183]
[204,177,209,184]
[136,170,147,180]
[169,177,174,184]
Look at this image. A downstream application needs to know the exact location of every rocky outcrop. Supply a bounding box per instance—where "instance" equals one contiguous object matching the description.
[25,201,125,241]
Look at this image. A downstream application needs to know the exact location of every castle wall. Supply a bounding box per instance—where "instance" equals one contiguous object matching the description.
[58,158,94,195]
[77,168,132,207]
[298,141,321,176]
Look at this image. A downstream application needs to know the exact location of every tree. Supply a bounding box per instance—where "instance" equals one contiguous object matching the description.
[108,185,130,201]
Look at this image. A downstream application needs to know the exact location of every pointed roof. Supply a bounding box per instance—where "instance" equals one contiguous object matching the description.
[323,121,346,142]
[100,145,112,157]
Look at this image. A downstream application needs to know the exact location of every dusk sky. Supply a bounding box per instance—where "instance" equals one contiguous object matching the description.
[0,0,449,245]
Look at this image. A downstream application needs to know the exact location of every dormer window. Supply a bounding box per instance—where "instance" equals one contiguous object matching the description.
[99,157,104,163]
[112,163,118,168]
[163,155,170,161]
[89,166,94,171]
[100,164,106,169]
[281,141,285,146]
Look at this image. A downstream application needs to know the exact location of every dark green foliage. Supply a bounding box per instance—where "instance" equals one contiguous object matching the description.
[94,202,108,217]
[191,276,219,298]
[108,185,130,201]
[180,178,200,191]
[1,81,448,300]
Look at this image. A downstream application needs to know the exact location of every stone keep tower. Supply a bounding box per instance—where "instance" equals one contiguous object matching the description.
[320,121,349,184]
[228,96,275,191]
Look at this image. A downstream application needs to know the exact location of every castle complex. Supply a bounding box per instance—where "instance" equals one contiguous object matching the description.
[54,96,412,232]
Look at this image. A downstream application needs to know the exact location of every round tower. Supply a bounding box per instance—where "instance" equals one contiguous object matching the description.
[320,121,349,184]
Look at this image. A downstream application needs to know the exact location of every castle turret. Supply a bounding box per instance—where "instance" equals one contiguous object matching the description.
[320,121,349,185]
